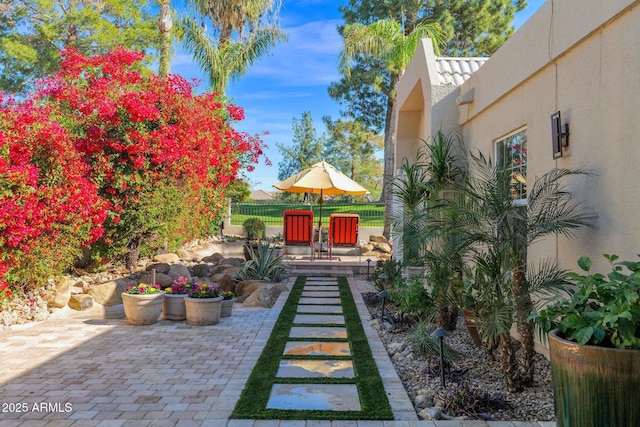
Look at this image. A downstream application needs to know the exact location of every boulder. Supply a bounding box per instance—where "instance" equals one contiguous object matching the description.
[234,280,272,301]
[89,278,136,306]
[210,265,241,278]
[223,257,245,267]
[47,276,74,309]
[362,251,381,258]
[153,253,180,264]
[191,263,211,278]
[175,249,191,260]
[167,264,191,282]
[241,284,282,308]
[202,253,225,264]
[216,275,238,293]
[68,294,93,311]
[375,242,392,254]
[360,243,375,253]
[137,272,173,287]
[369,235,388,244]
[146,263,170,274]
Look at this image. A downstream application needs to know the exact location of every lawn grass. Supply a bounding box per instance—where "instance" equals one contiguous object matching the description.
[230,276,393,420]
[230,202,384,227]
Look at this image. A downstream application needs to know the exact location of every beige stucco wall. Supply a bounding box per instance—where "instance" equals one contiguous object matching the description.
[395,0,640,272]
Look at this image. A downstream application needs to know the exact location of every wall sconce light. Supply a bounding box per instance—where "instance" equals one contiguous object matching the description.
[551,111,570,159]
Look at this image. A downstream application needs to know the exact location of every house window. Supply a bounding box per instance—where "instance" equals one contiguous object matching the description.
[496,129,527,203]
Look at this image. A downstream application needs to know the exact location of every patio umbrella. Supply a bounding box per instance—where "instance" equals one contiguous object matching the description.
[273,160,369,253]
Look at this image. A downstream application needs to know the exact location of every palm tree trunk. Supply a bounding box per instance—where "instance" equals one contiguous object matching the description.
[158,0,172,78]
[498,333,522,392]
[382,75,399,239]
[514,270,535,386]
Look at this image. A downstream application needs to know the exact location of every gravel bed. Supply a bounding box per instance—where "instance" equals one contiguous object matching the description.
[363,292,556,422]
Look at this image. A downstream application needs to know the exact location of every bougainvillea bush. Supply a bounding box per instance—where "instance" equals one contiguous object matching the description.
[40,47,264,266]
[0,97,107,301]
[0,47,264,306]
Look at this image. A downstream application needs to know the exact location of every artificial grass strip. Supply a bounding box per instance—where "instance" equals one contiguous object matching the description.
[230,275,393,420]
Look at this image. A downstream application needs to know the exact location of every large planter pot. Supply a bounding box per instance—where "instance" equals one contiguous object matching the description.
[548,329,640,427]
[162,293,187,320]
[121,292,164,325]
[220,298,235,317]
[184,296,223,325]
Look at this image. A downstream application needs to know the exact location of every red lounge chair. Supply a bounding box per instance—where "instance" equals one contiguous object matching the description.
[328,213,360,259]
[283,210,315,259]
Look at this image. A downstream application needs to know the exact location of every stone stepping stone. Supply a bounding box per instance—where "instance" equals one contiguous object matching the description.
[267,383,361,411]
[301,291,340,298]
[283,341,351,356]
[306,277,338,281]
[304,285,339,291]
[298,297,341,305]
[289,326,347,339]
[297,305,342,314]
[276,360,354,378]
[294,314,345,325]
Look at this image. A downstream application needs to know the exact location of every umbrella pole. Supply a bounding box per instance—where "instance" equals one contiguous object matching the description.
[318,190,323,259]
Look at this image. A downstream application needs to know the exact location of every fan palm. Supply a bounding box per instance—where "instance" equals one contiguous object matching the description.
[339,18,443,238]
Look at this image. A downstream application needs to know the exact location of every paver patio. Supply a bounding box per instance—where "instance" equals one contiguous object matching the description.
[0,274,555,427]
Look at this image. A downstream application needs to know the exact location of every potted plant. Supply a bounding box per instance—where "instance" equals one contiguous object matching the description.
[534,254,640,427]
[184,283,223,325]
[121,283,164,325]
[220,290,235,317]
[162,276,192,320]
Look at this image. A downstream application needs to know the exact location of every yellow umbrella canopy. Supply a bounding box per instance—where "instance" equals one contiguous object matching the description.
[273,160,369,196]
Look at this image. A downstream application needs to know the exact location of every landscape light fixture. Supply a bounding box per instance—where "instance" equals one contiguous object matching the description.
[430,327,451,387]
[366,258,372,278]
[377,289,389,321]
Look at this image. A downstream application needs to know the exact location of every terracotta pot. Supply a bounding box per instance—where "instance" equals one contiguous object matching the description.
[162,293,187,320]
[462,308,483,348]
[220,298,234,317]
[121,292,164,325]
[548,329,640,427]
[184,296,223,325]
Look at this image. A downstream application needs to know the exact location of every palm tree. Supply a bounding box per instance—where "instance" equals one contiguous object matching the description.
[460,151,597,391]
[339,18,443,238]
[182,0,285,94]
[391,132,468,331]
[158,0,173,77]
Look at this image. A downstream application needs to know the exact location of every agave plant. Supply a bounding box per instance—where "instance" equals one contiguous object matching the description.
[237,240,288,282]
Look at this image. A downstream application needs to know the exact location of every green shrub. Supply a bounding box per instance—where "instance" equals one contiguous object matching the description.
[389,278,435,322]
[243,217,265,240]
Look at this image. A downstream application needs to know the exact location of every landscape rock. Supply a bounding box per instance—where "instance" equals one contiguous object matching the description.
[223,257,245,267]
[375,242,392,254]
[234,280,272,302]
[47,276,74,309]
[89,278,136,306]
[216,274,239,293]
[146,263,170,274]
[241,284,282,308]
[175,249,190,260]
[167,264,191,282]
[419,407,442,420]
[414,395,434,409]
[202,253,225,264]
[369,235,388,244]
[191,264,211,277]
[153,253,180,264]
[68,294,93,311]
[360,243,375,253]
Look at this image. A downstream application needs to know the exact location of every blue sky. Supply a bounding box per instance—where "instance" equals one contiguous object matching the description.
[171,0,546,191]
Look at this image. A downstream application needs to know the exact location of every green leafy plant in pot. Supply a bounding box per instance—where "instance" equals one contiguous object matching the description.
[533,254,640,427]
